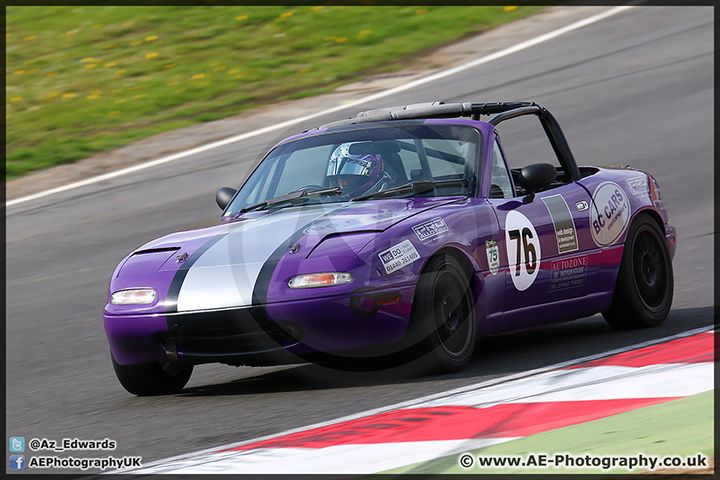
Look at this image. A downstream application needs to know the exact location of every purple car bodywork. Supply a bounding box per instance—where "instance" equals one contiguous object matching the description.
[104,114,676,371]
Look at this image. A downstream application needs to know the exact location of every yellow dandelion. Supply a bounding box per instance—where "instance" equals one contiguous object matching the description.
[145,35,159,41]
[81,58,94,63]
[335,37,347,43]
[415,8,428,15]
[46,72,58,77]
[227,70,239,75]
[176,88,187,93]
[133,94,146,99]
[115,69,127,74]
[166,81,179,86]
[104,62,117,67]
[129,86,139,90]
[91,90,103,95]
[87,94,100,100]
[62,93,76,99]
[236,15,248,21]
[92,24,104,28]
[114,99,126,104]
[191,73,207,80]
[312,6,324,11]
[146,52,159,59]
[280,11,295,18]
[84,64,97,69]
[130,41,142,46]
[234,74,245,79]
[325,36,336,41]
[92,58,103,63]
[6,33,10,37]
[23,35,36,41]
[13,70,26,75]
[27,68,40,73]
[359,30,372,36]
[111,89,124,94]
[214,66,227,71]
[6,114,10,120]
[504,6,518,12]
[164,64,176,69]
[10,97,22,102]
[108,111,121,116]
[47,92,60,98]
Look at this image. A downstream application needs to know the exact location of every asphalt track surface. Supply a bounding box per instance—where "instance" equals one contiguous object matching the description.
[5,6,713,473]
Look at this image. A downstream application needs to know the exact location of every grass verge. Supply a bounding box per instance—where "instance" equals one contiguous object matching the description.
[6,5,541,180]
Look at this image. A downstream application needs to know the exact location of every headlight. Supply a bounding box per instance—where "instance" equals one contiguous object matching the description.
[110,289,157,305]
[288,272,353,289]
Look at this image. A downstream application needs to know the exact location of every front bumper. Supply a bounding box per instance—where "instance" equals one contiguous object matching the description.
[104,286,415,366]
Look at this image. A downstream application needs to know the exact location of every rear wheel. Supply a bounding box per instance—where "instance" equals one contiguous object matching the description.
[410,254,476,372]
[603,214,673,329]
[111,352,193,396]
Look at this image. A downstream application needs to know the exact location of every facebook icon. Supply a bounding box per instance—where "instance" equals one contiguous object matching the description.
[10,455,25,470]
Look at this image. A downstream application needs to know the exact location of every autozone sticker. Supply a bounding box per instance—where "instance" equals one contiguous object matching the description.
[627,177,649,195]
[505,211,541,291]
[549,254,588,291]
[412,217,449,242]
[541,194,579,254]
[485,240,499,276]
[591,181,630,246]
[378,239,420,275]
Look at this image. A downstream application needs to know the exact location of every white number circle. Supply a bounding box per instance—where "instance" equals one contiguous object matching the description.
[505,210,541,291]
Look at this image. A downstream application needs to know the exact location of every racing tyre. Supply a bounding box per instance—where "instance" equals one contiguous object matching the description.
[410,254,476,372]
[111,352,193,396]
[602,214,673,329]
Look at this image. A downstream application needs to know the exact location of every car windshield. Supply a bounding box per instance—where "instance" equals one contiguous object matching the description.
[225,123,482,215]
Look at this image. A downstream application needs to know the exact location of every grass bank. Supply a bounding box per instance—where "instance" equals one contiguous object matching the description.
[6,5,541,180]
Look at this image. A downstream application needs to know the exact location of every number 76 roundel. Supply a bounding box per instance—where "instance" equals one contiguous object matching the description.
[505,210,542,291]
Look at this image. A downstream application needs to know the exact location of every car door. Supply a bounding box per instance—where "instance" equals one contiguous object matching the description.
[486,134,599,332]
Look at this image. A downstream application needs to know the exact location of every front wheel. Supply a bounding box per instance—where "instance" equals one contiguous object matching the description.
[602,214,673,329]
[111,352,193,396]
[409,254,476,372]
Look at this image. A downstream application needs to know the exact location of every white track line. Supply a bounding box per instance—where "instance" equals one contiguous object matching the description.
[116,325,712,473]
[7,5,638,208]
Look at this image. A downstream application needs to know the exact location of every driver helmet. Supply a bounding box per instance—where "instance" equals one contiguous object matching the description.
[326,143,385,196]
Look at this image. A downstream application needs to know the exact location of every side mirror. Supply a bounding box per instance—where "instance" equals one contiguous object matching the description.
[519,163,557,201]
[216,187,237,210]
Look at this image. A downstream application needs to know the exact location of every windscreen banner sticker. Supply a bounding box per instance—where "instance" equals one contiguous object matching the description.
[505,211,541,291]
[627,177,650,196]
[549,255,588,291]
[412,217,449,242]
[379,239,420,275]
[591,181,630,246]
[541,195,579,254]
[485,240,499,276]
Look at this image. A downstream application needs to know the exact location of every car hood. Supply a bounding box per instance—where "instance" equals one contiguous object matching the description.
[117,197,460,312]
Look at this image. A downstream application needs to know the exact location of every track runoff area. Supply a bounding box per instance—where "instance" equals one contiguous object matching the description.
[115,327,713,475]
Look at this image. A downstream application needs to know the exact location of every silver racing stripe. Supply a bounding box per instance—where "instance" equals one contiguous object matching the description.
[176,205,345,312]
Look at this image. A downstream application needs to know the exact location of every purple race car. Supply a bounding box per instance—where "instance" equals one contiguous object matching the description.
[103,101,675,395]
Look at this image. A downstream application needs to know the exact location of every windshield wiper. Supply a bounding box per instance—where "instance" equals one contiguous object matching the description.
[350,179,470,202]
[239,187,341,214]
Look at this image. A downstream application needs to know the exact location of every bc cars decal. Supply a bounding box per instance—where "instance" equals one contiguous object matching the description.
[505,210,541,291]
[485,240,500,276]
[590,181,630,247]
[412,217,449,242]
[549,254,587,292]
[627,177,650,196]
[378,239,420,275]
[541,195,579,254]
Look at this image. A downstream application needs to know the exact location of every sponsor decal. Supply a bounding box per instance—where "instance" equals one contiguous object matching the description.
[412,217,449,242]
[378,239,420,275]
[485,240,500,276]
[591,181,631,246]
[627,177,649,196]
[505,211,541,291]
[549,254,588,291]
[575,200,589,212]
[542,195,579,254]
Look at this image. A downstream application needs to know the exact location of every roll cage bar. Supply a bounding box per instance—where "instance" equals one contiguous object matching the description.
[310,101,580,182]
